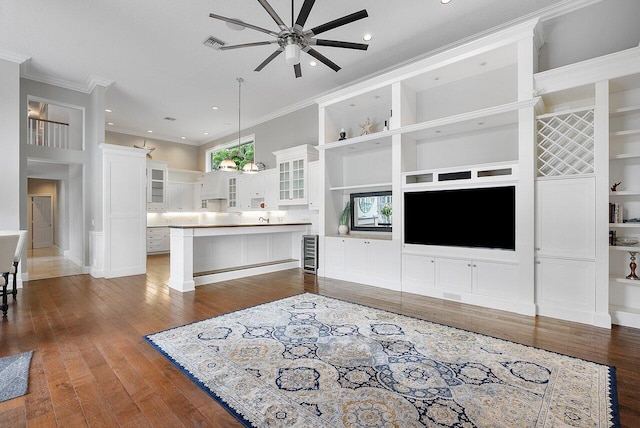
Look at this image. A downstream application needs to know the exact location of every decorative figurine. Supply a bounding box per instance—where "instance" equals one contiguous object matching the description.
[359,118,373,135]
[611,182,622,191]
[339,128,346,140]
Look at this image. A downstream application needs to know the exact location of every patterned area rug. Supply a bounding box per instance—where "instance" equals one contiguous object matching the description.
[144,294,619,427]
[0,351,33,403]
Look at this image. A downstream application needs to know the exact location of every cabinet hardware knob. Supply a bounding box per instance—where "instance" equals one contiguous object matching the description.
[536,261,541,264]
[467,264,471,267]
[535,248,540,251]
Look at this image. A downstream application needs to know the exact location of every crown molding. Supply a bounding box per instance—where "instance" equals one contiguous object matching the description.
[21,61,114,94]
[0,49,30,64]
[87,75,114,92]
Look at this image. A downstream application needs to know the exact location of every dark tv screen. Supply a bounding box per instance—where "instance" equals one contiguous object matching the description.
[404,186,515,250]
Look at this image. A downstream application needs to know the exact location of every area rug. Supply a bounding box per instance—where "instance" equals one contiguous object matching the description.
[144,294,619,427]
[0,351,33,403]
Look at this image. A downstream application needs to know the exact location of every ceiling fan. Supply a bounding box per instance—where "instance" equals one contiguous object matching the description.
[209,0,369,78]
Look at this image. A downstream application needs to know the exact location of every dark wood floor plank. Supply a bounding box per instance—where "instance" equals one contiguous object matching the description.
[0,255,638,427]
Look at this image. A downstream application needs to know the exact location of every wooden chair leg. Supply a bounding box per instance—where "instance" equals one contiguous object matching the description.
[12,261,18,299]
[1,272,8,316]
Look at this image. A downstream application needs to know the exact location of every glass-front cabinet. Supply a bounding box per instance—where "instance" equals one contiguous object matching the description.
[146,161,168,212]
[273,144,319,206]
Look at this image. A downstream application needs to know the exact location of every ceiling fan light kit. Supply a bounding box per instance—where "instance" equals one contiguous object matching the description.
[209,0,369,78]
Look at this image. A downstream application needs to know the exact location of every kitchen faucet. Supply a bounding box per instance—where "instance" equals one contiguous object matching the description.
[259,216,270,224]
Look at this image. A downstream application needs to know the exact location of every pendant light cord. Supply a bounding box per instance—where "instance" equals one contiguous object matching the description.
[237,77,243,152]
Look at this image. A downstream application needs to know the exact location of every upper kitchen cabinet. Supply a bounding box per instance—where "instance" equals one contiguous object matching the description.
[146,161,168,212]
[273,144,319,206]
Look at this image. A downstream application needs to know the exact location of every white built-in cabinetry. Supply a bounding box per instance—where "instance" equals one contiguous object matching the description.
[323,236,400,290]
[166,169,201,212]
[223,169,279,212]
[146,161,168,212]
[146,227,169,253]
[316,19,539,317]
[273,145,319,206]
[608,74,640,328]
[201,171,227,200]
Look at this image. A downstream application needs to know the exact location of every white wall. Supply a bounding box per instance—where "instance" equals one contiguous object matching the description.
[106,131,200,170]
[539,0,640,71]
[198,104,318,172]
[0,59,21,231]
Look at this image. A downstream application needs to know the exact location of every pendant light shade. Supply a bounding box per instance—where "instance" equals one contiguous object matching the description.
[242,162,259,174]
[218,158,237,171]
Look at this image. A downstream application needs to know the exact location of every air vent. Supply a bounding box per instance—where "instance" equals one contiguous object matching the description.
[164,117,177,121]
[203,36,227,50]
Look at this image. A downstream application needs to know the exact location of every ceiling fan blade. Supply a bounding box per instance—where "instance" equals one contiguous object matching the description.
[306,10,368,36]
[312,39,369,50]
[219,41,277,51]
[295,0,315,29]
[209,13,279,37]
[257,0,288,31]
[294,63,302,78]
[254,49,284,72]
[304,47,340,72]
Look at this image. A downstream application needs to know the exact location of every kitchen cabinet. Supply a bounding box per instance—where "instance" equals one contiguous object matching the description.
[146,161,168,212]
[307,161,321,210]
[146,227,169,253]
[167,182,195,212]
[273,144,319,206]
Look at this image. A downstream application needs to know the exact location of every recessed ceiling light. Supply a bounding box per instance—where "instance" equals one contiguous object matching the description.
[441,0,452,4]
[363,33,372,42]
[212,106,219,110]
[105,109,112,113]
[181,136,187,140]
[309,61,317,67]
[107,122,114,126]
[147,130,153,133]
[203,132,209,135]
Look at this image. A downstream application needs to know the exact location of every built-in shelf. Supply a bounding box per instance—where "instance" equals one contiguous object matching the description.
[609,245,640,251]
[609,223,640,228]
[319,99,540,151]
[610,153,640,160]
[610,277,640,285]
[610,191,640,196]
[610,128,640,138]
[330,182,393,192]
[610,105,640,116]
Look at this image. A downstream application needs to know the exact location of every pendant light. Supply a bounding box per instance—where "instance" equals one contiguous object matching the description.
[219,77,244,172]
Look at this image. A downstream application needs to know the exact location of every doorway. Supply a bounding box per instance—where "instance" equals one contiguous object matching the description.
[30,195,53,249]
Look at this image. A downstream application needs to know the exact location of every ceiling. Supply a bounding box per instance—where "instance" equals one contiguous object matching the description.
[1,0,600,146]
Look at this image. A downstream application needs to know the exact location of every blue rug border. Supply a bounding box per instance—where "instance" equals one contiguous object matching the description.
[143,292,620,427]
[0,350,34,403]
[143,334,254,427]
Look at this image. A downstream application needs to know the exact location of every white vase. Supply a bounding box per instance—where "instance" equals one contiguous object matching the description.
[338,224,349,235]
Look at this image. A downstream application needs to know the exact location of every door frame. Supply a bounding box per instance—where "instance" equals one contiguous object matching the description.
[28,193,54,249]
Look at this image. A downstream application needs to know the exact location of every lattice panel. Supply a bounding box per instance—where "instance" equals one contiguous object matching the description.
[536,109,595,177]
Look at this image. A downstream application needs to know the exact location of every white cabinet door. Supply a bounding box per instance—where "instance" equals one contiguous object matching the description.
[236,175,252,210]
[367,239,400,287]
[227,176,238,211]
[473,261,518,299]
[324,236,346,274]
[535,177,595,259]
[167,183,195,212]
[535,257,595,323]
[345,238,369,276]
[146,163,167,212]
[273,145,319,206]
[402,254,435,295]
[308,161,321,210]
[263,169,279,210]
[435,258,473,293]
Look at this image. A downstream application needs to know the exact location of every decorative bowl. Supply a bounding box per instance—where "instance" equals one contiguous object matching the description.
[617,236,639,246]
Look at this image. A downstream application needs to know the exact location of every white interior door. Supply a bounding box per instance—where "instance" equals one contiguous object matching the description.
[32,195,53,248]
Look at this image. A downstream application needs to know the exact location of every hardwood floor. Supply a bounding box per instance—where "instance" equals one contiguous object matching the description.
[1,253,639,427]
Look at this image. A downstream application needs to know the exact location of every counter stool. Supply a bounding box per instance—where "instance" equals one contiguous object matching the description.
[0,234,20,316]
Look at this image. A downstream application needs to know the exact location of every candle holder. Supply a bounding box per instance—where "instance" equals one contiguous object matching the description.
[626,251,639,280]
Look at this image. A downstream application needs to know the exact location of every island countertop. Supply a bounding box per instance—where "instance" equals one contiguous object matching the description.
[168,222,311,229]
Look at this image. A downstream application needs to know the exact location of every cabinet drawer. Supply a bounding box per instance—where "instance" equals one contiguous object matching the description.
[147,227,168,237]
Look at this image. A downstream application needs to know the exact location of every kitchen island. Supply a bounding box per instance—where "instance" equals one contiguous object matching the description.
[168,223,312,292]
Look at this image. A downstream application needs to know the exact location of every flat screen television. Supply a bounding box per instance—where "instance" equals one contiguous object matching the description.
[404,186,515,250]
